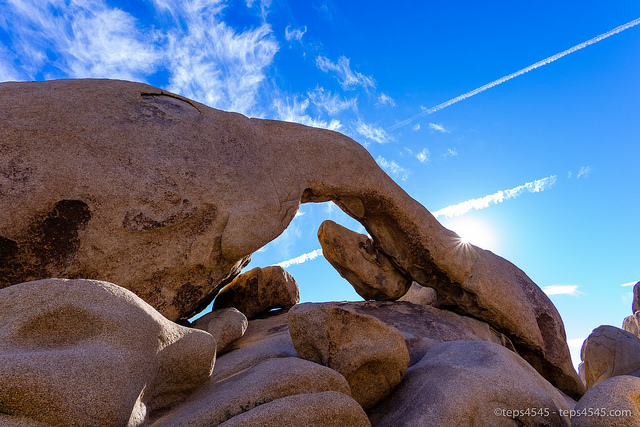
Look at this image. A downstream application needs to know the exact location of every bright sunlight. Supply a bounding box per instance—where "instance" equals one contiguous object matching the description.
[443,217,499,252]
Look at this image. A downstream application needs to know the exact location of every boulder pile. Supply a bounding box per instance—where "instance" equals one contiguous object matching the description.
[0,79,617,425]
[570,280,640,426]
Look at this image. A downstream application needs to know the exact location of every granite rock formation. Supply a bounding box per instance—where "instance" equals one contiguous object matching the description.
[288,303,410,409]
[0,79,594,425]
[0,279,215,426]
[192,307,248,354]
[633,281,640,314]
[0,80,582,399]
[318,220,411,300]
[580,325,640,389]
[213,266,299,319]
[571,375,640,427]
[367,340,572,426]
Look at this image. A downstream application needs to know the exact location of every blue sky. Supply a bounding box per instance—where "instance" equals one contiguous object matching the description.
[2,0,639,367]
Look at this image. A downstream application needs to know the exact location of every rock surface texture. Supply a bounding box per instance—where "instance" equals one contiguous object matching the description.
[580,325,640,389]
[288,303,410,409]
[397,281,439,307]
[0,78,591,424]
[192,307,248,354]
[367,340,572,426]
[213,266,299,319]
[571,375,640,427]
[217,392,371,427]
[148,357,353,426]
[0,79,582,399]
[318,220,411,300]
[633,281,640,314]
[623,310,640,339]
[0,279,215,426]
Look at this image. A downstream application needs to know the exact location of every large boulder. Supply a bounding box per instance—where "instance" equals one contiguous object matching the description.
[217,391,371,427]
[216,301,511,381]
[580,325,640,389]
[0,79,580,398]
[339,300,514,366]
[318,220,411,300]
[367,340,571,426]
[622,311,640,338]
[192,307,248,354]
[288,303,410,409]
[211,311,297,383]
[213,266,299,319]
[572,375,640,427]
[148,357,353,426]
[633,281,640,314]
[0,279,216,426]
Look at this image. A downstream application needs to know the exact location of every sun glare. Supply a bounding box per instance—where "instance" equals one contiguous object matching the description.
[444,218,498,252]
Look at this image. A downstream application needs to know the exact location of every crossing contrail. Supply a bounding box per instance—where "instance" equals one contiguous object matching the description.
[390,17,640,131]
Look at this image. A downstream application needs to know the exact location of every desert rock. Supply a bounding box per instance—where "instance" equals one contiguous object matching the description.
[0,79,580,397]
[572,375,640,427]
[367,340,571,426]
[213,266,299,319]
[288,302,409,409]
[149,357,352,426]
[218,391,371,427]
[397,281,439,306]
[633,281,640,314]
[0,278,215,426]
[192,307,248,354]
[580,325,640,389]
[340,300,514,365]
[318,220,411,300]
[211,311,297,383]
[218,301,511,375]
[622,311,640,339]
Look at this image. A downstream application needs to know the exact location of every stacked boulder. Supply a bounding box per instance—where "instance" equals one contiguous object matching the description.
[572,281,640,426]
[0,79,593,425]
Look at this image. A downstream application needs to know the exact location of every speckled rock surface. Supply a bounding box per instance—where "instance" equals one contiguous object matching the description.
[0,278,215,426]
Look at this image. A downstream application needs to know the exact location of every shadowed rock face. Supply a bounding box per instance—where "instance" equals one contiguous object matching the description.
[0,79,583,398]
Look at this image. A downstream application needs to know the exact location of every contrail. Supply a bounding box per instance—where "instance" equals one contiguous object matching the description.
[277,248,323,268]
[432,174,557,218]
[390,17,640,131]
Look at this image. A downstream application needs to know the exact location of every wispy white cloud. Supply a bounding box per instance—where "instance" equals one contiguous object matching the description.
[390,17,640,130]
[433,174,557,218]
[1,0,160,82]
[245,0,273,21]
[429,123,449,133]
[577,165,592,179]
[0,0,279,116]
[272,96,343,131]
[307,87,357,115]
[356,121,391,144]
[65,7,160,79]
[277,248,323,268]
[316,55,375,90]
[285,25,307,43]
[160,2,278,115]
[621,281,639,287]
[542,284,583,296]
[376,155,410,181]
[0,45,20,81]
[444,148,458,157]
[412,123,421,131]
[377,93,396,106]
[416,148,430,163]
